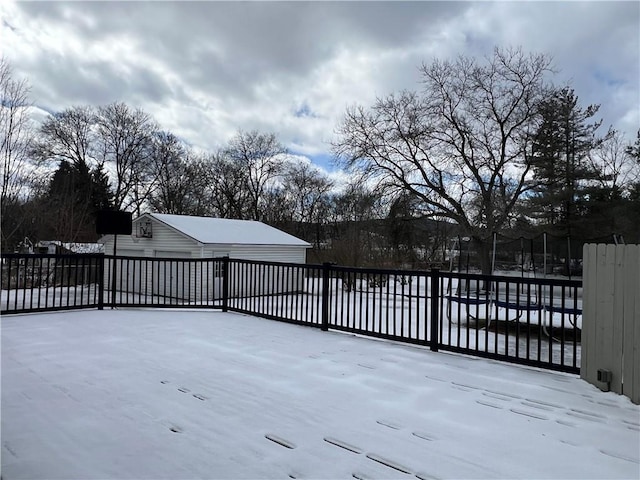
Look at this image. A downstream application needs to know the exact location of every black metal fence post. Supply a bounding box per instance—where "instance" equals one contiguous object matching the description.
[110,235,118,308]
[98,254,105,310]
[321,262,332,331]
[430,268,440,352]
[222,256,229,312]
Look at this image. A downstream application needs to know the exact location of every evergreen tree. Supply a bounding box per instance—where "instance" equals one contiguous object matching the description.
[529,87,606,238]
[90,162,114,212]
[48,159,93,206]
[43,158,113,242]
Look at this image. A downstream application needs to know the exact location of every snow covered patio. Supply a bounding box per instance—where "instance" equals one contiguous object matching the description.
[2,310,638,479]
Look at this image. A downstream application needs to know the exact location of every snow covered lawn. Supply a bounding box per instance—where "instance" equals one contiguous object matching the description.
[2,309,638,479]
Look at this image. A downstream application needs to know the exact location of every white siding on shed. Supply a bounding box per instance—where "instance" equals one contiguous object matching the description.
[154,251,191,299]
[101,222,200,258]
[117,249,145,257]
[99,213,310,301]
[214,246,307,263]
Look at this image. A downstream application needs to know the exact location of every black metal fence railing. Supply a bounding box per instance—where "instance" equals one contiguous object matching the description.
[437,271,581,372]
[226,259,324,328]
[1,254,582,373]
[103,255,225,308]
[327,265,434,347]
[1,254,104,313]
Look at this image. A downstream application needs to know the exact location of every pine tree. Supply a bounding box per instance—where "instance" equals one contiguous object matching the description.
[90,162,114,212]
[529,87,605,238]
[43,159,113,242]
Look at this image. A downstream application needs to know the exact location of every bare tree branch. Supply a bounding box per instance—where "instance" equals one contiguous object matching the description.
[334,47,552,272]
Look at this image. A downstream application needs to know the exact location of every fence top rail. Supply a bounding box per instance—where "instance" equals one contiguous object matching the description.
[440,270,582,288]
[103,254,229,262]
[329,264,432,276]
[319,264,582,288]
[1,253,583,288]
[228,258,323,269]
[1,253,105,260]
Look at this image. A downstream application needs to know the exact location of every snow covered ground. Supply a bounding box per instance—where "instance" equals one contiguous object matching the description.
[2,309,637,479]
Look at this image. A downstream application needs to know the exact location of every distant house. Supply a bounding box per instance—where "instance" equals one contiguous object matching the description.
[98,213,311,300]
[35,241,105,255]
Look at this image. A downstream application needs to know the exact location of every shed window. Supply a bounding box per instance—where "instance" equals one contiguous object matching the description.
[213,253,229,278]
[137,221,152,238]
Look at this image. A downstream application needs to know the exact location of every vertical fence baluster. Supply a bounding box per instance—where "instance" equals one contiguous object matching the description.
[560,284,566,367]
[430,269,439,352]
[98,255,105,310]
[79,256,85,307]
[240,262,245,311]
[5,257,11,310]
[57,257,66,307]
[147,258,152,305]
[294,266,300,321]
[222,257,229,312]
[321,262,331,331]
[22,256,29,311]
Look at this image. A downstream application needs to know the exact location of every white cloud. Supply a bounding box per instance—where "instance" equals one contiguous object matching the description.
[1,0,637,171]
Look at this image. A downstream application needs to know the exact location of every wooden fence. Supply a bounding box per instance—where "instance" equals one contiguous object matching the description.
[582,244,640,404]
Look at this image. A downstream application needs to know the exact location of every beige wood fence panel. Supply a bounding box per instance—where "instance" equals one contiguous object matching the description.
[582,244,639,404]
[622,245,639,404]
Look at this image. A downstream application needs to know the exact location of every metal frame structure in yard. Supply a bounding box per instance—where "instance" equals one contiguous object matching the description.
[2,254,582,374]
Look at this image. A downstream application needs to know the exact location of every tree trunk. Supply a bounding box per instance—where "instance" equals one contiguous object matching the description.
[471,236,494,292]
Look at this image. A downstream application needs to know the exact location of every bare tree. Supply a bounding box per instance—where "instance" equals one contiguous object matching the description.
[207,152,252,218]
[182,154,220,216]
[1,58,35,248]
[32,105,117,242]
[95,102,158,214]
[590,129,640,195]
[334,47,553,273]
[576,129,640,242]
[281,160,334,245]
[325,182,385,267]
[224,130,286,221]
[148,132,213,216]
[33,105,96,168]
[260,186,290,227]
[148,131,189,214]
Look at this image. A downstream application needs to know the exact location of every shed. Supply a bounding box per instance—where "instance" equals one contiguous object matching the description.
[99,213,311,301]
[100,213,310,261]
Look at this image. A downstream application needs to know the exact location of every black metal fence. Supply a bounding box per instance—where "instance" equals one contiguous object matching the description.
[1,253,582,373]
[103,255,225,308]
[1,254,104,313]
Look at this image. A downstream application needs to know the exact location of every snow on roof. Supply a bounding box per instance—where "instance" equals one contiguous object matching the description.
[146,213,311,247]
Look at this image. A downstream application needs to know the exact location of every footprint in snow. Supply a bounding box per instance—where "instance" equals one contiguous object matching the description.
[265,434,296,449]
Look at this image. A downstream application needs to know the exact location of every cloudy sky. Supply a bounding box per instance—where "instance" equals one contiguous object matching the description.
[2,1,639,172]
